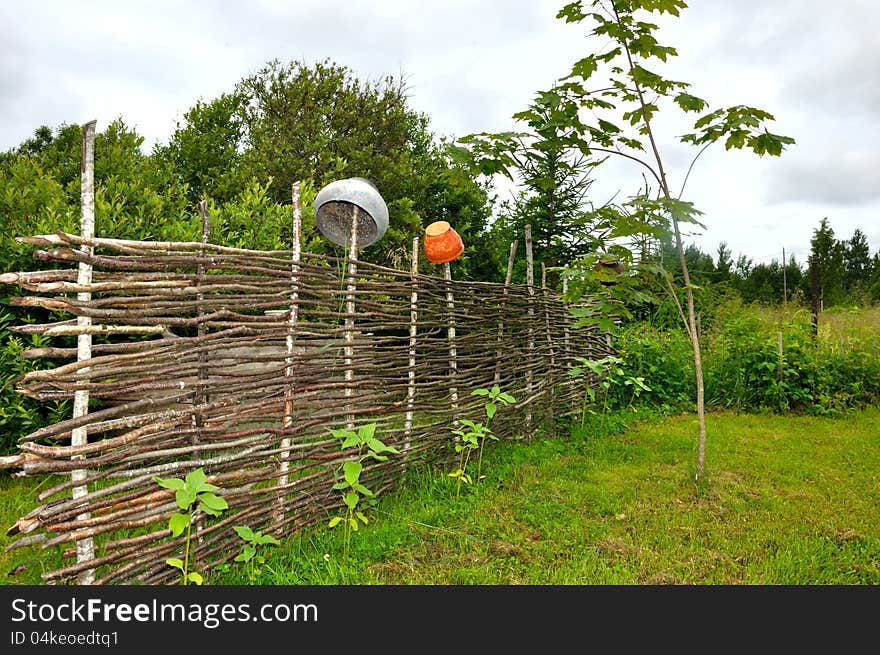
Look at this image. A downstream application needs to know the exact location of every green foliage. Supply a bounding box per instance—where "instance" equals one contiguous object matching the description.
[612,302,880,415]
[233,525,281,582]
[448,386,516,496]
[568,355,651,428]
[154,468,229,585]
[328,422,399,560]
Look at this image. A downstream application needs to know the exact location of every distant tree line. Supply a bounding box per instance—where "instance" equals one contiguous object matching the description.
[654,218,880,308]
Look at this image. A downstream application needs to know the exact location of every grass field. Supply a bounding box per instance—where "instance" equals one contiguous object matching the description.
[2,407,878,585]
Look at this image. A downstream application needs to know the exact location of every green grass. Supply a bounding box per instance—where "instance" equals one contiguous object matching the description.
[3,407,879,585]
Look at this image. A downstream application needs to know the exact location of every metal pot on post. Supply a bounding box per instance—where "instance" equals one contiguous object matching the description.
[314,177,389,248]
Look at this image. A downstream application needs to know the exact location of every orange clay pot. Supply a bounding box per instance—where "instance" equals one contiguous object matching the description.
[424,221,464,264]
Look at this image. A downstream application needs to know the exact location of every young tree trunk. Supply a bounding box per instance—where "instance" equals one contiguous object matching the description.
[617,14,708,483]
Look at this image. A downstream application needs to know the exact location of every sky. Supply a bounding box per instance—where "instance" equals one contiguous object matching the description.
[2,0,878,266]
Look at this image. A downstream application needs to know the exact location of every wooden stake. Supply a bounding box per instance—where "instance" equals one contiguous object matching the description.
[277,182,302,527]
[73,120,97,584]
[344,206,360,432]
[404,237,419,457]
[494,240,517,386]
[541,263,556,421]
[445,261,459,428]
[525,224,534,437]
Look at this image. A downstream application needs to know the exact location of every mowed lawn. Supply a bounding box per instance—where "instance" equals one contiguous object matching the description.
[2,407,879,585]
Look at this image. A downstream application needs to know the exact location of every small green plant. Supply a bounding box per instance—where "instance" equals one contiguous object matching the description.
[233,525,281,582]
[154,468,228,585]
[569,355,650,427]
[449,385,516,497]
[328,422,399,559]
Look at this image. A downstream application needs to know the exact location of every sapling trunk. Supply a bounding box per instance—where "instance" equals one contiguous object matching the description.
[613,4,708,483]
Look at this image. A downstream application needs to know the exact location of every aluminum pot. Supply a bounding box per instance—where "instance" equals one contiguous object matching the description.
[314,177,389,248]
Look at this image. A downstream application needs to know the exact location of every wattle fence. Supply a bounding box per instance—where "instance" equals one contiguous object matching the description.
[1,226,612,584]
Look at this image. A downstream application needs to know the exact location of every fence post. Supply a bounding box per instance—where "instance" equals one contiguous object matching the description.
[542,262,557,423]
[525,224,534,438]
[404,236,419,459]
[445,261,459,429]
[276,182,302,529]
[494,240,517,386]
[344,207,360,432]
[72,120,97,584]
[191,199,210,550]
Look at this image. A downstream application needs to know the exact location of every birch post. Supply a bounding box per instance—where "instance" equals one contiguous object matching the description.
[445,261,459,429]
[277,182,302,527]
[562,278,573,400]
[403,237,419,458]
[524,224,535,437]
[191,199,209,549]
[541,262,557,420]
[494,240,517,386]
[72,120,97,584]
[344,207,360,432]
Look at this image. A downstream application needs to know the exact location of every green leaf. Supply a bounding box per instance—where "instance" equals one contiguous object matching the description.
[569,56,598,80]
[185,468,207,489]
[485,403,497,421]
[198,492,228,513]
[499,392,516,404]
[187,572,203,585]
[233,525,255,542]
[358,422,377,441]
[341,434,360,449]
[332,481,349,490]
[257,534,281,546]
[175,488,197,510]
[674,92,707,113]
[343,492,359,509]
[328,516,343,528]
[239,545,257,562]
[343,460,362,486]
[166,558,184,571]
[356,511,369,525]
[471,388,490,396]
[168,512,189,538]
[349,517,359,531]
[354,483,374,497]
[154,476,184,491]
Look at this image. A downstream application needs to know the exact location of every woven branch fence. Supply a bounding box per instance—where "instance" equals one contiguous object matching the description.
[1,220,613,584]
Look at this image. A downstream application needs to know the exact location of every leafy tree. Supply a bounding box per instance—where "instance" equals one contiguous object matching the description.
[455,0,794,483]
[153,93,248,205]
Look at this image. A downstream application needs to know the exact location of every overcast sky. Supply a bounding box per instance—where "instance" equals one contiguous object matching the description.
[2,0,878,265]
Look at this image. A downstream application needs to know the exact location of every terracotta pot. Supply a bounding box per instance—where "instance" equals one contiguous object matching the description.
[424,221,464,264]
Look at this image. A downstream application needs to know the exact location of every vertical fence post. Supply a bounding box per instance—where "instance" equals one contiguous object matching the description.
[191,199,210,550]
[562,278,574,409]
[525,224,534,438]
[494,240,517,386]
[344,207,360,432]
[541,262,556,423]
[404,236,419,459]
[445,261,459,429]
[72,120,97,585]
[277,182,302,529]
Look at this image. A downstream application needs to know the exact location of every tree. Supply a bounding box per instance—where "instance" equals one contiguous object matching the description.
[154,59,493,270]
[808,218,845,308]
[843,228,873,299]
[456,91,602,287]
[456,0,794,484]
